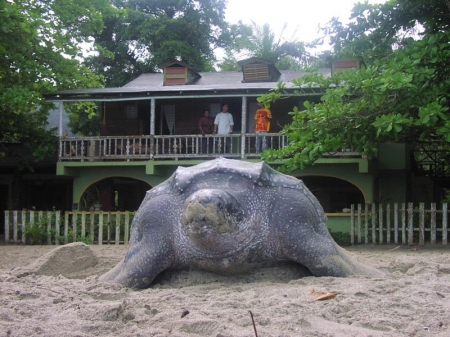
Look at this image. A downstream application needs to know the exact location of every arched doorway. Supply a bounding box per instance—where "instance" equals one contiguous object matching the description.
[300,176,365,213]
[80,177,151,211]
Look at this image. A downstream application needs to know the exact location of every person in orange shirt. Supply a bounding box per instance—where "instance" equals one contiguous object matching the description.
[254,101,272,153]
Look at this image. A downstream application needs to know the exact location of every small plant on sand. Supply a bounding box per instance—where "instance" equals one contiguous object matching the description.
[78,235,93,244]
[328,229,352,247]
[24,217,48,244]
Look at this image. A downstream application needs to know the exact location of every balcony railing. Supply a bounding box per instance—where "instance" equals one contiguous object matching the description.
[59,133,364,162]
[59,133,288,161]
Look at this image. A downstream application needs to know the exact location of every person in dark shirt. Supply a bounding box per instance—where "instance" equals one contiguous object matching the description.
[198,108,214,154]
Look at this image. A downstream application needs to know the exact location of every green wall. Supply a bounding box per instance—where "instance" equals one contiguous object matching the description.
[326,215,352,233]
[288,158,375,203]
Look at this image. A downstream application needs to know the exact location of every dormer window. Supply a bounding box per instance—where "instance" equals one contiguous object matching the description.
[160,60,201,86]
[243,63,269,82]
[164,65,188,85]
[237,57,281,83]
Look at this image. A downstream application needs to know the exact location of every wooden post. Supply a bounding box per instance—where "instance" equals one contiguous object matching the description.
[115,211,120,245]
[401,203,406,245]
[64,212,69,244]
[364,204,369,244]
[419,203,425,246]
[72,211,78,243]
[29,211,34,231]
[13,211,18,243]
[55,211,60,245]
[98,211,104,245]
[371,203,377,244]
[407,203,414,245]
[90,211,95,243]
[4,211,9,243]
[350,204,355,244]
[357,204,362,244]
[443,203,448,245]
[430,202,436,245]
[386,203,391,244]
[47,211,52,245]
[81,211,86,239]
[124,211,130,245]
[394,203,399,244]
[107,212,111,244]
[21,210,26,244]
[378,204,383,244]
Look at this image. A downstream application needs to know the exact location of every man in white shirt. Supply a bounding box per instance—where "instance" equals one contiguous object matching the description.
[213,103,234,153]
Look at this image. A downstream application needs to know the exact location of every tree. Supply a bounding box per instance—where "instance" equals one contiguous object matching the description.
[85,0,229,87]
[0,0,106,162]
[217,21,313,71]
[67,103,103,136]
[261,0,450,176]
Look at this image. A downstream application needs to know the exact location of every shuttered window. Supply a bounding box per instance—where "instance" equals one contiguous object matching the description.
[243,63,269,82]
[164,66,187,85]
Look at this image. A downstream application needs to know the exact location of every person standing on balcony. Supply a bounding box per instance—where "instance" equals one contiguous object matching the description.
[198,108,214,154]
[213,103,234,153]
[254,101,272,154]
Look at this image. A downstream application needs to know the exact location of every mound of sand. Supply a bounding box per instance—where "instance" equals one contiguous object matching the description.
[12,242,98,278]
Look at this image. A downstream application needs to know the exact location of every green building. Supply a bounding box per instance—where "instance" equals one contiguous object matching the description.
[37,58,435,232]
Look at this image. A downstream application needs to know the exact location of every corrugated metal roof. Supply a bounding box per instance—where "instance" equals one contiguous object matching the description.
[46,69,331,101]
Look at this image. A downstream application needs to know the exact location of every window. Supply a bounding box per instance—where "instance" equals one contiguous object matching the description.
[125,104,138,119]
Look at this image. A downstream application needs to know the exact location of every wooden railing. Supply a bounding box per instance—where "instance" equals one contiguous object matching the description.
[4,210,135,245]
[57,134,360,162]
[58,133,289,161]
[350,202,449,245]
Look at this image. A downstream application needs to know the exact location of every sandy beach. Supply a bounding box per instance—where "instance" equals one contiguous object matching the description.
[1,242,450,337]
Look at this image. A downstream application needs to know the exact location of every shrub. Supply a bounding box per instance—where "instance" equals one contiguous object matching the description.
[328,229,352,247]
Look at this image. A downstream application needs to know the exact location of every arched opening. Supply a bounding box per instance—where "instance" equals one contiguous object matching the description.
[80,177,151,211]
[300,176,365,213]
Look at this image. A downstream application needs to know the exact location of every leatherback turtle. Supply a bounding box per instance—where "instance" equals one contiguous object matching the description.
[100,158,381,288]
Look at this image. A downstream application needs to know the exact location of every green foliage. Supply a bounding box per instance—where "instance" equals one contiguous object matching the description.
[217,21,311,71]
[25,223,48,245]
[0,0,105,162]
[77,235,93,245]
[24,216,54,245]
[261,0,450,175]
[86,0,228,86]
[328,229,352,247]
[66,102,102,136]
[20,211,136,245]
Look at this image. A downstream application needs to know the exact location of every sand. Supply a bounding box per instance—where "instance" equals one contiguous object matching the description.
[1,242,450,337]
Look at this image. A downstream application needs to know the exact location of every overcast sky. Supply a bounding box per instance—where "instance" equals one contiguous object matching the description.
[223,0,387,57]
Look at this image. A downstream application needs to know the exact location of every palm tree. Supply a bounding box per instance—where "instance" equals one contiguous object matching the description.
[217,21,314,70]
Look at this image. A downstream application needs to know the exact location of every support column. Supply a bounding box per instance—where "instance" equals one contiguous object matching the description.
[150,98,155,135]
[58,101,64,136]
[241,96,247,159]
[150,99,156,157]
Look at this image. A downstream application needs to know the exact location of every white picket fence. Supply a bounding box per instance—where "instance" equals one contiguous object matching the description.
[4,210,135,245]
[4,203,449,246]
[350,202,448,245]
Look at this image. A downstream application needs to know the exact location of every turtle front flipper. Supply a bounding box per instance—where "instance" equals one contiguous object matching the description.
[273,188,383,278]
[283,232,382,277]
[100,233,174,288]
[99,193,177,289]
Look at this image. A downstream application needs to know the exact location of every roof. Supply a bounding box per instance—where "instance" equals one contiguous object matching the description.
[45,68,331,102]
[237,57,277,66]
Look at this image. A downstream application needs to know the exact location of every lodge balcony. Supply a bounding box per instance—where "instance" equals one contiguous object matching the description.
[59,133,363,162]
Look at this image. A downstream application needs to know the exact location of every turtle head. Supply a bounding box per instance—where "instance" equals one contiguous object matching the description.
[182,188,244,251]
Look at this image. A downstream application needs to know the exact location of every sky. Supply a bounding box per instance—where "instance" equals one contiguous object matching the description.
[223,0,388,57]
